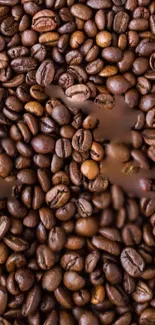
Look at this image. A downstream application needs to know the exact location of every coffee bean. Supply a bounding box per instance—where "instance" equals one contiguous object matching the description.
[36,60,55,86]
[72,129,92,152]
[0,53,9,69]
[86,59,104,75]
[75,217,98,236]
[92,235,121,256]
[54,286,73,309]
[68,65,87,83]
[121,247,145,277]
[31,134,55,154]
[0,153,13,177]
[106,143,130,162]
[106,283,129,307]
[42,266,62,292]
[140,308,155,325]
[106,75,131,94]
[4,235,28,252]
[87,0,112,9]
[48,226,66,251]
[79,311,99,325]
[103,261,122,284]
[46,185,70,208]
[71,4,92,20]
[96,31,112,48]
[63,271,85,291]
[102,47,123,63]
[61,252,84,272]
[66,84,91,101]
[36,245,55,270]
[32,10,58,32]
[81,160,99,180]
[31,43,47,62]
[22,285,41,317]
[129,18,149,31]
[55,138,72,158]
[11,57,37,73]
[132,280,153,303]
[122,224,142,246]
[56,202,76,220]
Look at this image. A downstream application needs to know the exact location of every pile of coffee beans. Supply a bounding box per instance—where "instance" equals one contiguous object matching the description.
[1,0,155,324]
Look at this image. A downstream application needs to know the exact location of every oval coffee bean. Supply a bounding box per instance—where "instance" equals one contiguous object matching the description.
[32,10,58,32]
[121,248,145,277]
[46,185,70,208]
[42,266,63,291]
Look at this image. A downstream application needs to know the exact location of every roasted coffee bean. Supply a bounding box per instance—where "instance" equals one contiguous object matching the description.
[11,57,37,73]
[31,134,55,154]
[48,226,66,251]
[46,184,70,208]
[36,245,55,270]
[32,10,58,32]
[72,129,92,152]
[63,271,85,291]
[42,266,63,291]
[79,311,99,325]
[106,283,129,307]
[55,138,72,158]
[36,60,55,86]
[61,252,84,272]
[121,248,145,277]
[92,235,121,256]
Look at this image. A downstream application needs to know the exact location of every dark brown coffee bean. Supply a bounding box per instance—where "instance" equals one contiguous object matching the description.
[15,268,34,291]
[75,217,98,237]
[70,4,93,21]
[0,287,8,315]
[55,138,72,158]
[87,0,112,9]
[31,134,55,154]
[0,216,10,239]
[36,60,55,86]
[31,44,46,62]
[121,247,145,277]
[36,245,55,270]
[56,202,76,221]
[4,235,28,252]
[1,16,19,36]
[61,252,84,272]
[106,283,129,307]
[65,84,90,101]
[63,271,85,291]
[140,308,155,325]
[72,129,92,152]
[11,57,37,73]
[113,11,130,33]
[48,226,66,252]
[54,286,73,309]
[22,285,41,317]
[85,251,100,273]
[42,266,62,291]
[92,235,121,256]
[129,18,149,31]
[79,311,99,325]
[102,47,123,63]
[106,75,131,95]
[46,184,70,208]
[122,224,142,246]
[132,280,153,303]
